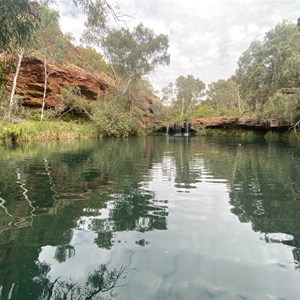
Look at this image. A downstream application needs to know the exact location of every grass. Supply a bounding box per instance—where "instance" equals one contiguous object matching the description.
[287,130,300,147]
[264,131,279,142]
[194,126,256,141]
[0,120,98,144]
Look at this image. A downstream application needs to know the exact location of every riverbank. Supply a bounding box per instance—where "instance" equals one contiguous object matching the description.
[0,118,155,144]
[0,119,299,146]
[0,121,98,144]
[192,127,300,146]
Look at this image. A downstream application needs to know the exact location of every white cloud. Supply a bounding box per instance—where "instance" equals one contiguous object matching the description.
[55,0,300,90]
[50,1,86,43]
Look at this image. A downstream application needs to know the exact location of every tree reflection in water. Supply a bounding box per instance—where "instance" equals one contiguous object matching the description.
[42,257,133,300]
[0,137,300,299]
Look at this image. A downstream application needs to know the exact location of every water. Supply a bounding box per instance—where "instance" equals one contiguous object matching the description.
[0,136,299,300]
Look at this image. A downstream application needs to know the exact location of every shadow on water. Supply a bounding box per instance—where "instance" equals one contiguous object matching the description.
[0,136,299,298]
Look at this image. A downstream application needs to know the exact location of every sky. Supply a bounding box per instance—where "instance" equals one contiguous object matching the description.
[54,0,300,92]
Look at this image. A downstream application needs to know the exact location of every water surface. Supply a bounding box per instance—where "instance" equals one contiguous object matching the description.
[0,136,299,300]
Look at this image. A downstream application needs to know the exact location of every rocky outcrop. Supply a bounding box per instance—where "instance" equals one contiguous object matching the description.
[193,116,291,131]
[7,56,115,108]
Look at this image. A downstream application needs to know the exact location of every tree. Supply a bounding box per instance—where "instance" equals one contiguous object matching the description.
[77,45,108,74]
[236,21,300,115]
[0,0,37,53]
[83,20,170,120]
[83,23,170,94]
[102,24,170,80]
[0,0,39,118]
[206,77,242,115]
[34,4,71,122]
[73,0,126,25]
[161,82,176,106]
[162,75,205,122]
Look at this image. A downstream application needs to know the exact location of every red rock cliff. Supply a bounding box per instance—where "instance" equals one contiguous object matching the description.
[7,56,115,108]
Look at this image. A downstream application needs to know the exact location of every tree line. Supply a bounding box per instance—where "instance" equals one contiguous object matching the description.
[160,20,300,127]
[0,0,170,137]
[0,0,299,138]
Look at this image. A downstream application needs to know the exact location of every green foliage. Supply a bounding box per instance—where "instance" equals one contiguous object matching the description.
[192,103,221,118]
[0,122,23,143]
[161,74,206,123]
[0,59,12,118]
[161,82,176,105]
[263,92,300,123]
[176,75,205,109]
[154,105,178,127]
[206,77,242,115]
[34,4,71,64]
[236,21,300,116]
[74,0,111,29]
[91,94,146,137]
[28,108,42,121]
[76,45,109,73]
[288,130,300,147]
[0,120,97,144]
[265,131,280,142]
[124,78,158,114]
[83,21,170,84]
[61,87,90,111]
[0,86,8,118]
[82,16,170,130]
[101,23,170,78]
[0,0,38,51]
[194,127,256,140]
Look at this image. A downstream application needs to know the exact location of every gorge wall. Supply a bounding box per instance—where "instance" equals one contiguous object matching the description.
[6,56,115,108]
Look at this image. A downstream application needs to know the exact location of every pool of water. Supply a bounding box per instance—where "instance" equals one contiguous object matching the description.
[0,136,299,299]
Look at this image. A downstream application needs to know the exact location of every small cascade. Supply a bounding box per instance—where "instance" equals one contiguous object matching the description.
[165,125,169,135]
[183,121,189,136]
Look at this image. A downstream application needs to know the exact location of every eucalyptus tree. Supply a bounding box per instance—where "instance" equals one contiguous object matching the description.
[73,0,125,23]
[0,0,37,53]
[77,45,108,73]
[34,4,71,122]
[236,21,300,114]
[83,22,170,99]
[206,77,242,115]
[83,16,170,126]
[162,75,205,122]
[0,0,39,117]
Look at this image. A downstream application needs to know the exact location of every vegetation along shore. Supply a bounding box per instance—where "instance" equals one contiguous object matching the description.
[0,0,299,145]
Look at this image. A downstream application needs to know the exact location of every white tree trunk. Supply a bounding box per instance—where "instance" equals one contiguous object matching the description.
[41,58,48,123]
[181,98,185,119]
[236,88,242,115]
[8,50,24,118]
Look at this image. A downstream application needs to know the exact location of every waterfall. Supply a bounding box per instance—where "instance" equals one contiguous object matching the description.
[184,122,189,136]
[166,125,169,135]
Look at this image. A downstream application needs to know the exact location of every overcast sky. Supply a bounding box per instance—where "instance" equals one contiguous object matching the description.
[55,0,300,92]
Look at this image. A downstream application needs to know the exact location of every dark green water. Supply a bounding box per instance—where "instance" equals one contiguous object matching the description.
[0,136,300,300]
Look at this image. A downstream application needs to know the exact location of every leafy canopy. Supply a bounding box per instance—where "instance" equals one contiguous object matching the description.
[0,0,38,51]
[162,74,205,122]
[206,77,240,113]
[102,23,170,78]
[236,21,300,111]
